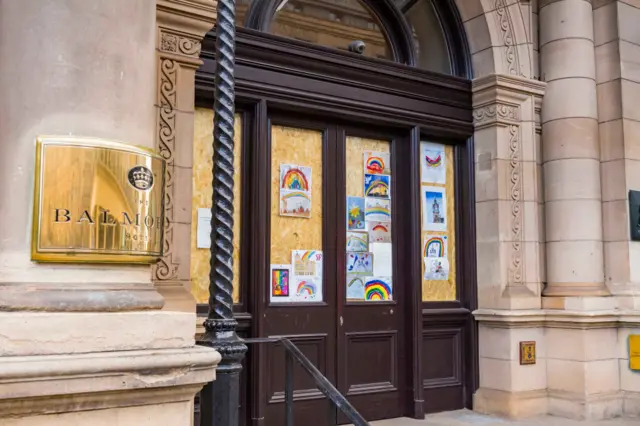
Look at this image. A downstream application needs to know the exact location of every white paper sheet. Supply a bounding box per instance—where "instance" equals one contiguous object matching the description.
[196,208,212,249]
[371,242,393,277]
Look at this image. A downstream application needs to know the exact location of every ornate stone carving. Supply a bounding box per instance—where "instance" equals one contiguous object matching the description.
[473,103,519,125]
[508,124,523,287]
[160,31,202,57]
[495,0,522,76]
[154,58,179,281]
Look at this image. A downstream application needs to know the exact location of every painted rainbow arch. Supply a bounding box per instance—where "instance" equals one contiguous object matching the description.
[365,180,389,197]
[296,280,317,296]
[282,191,310,201]
[424,237,445,257]
[425,153,442,167]
[366,157,385,173]
[364,279,392,301]
[365,207,390,218]
[371,223,389,233]
[282,168,309,191]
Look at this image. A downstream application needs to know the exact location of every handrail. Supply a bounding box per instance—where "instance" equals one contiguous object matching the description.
[244,337,369,426]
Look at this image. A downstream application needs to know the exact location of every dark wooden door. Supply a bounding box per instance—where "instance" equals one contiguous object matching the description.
[262,118,407,426]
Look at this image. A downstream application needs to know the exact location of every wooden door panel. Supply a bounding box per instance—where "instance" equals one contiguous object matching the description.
[344,330,398,395]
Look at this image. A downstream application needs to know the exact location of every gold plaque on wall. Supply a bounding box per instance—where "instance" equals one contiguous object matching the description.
[630,335,640,371]
[519,341,536,365]
[31,136,165,263]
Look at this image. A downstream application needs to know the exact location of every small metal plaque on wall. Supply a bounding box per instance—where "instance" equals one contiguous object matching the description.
[519,341,536,365]
[630,191,640,241]
[31,136,165,263]
[630,335,640,371]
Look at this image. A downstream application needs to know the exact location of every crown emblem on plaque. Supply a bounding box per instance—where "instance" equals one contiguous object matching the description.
[127,166,154,191]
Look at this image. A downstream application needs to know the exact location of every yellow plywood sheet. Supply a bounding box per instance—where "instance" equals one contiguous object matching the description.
[422,144,457,301]
[270,126,324,264]
[191,108,243,304]
[345,136,391,198]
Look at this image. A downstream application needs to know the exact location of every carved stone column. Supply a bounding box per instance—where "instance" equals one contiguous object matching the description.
[153,0,216,312]
[473,74,546,310]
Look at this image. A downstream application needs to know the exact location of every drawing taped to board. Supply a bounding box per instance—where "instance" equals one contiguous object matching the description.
[293,277,322,302]
[421,142,446,184]
[280,164,312,191]
[364,277,392,301]
[292,250,323,277]
[346,252,374,275]
[279,164,312,218]
[364,174,390,199]
[422,186,447,231]
[346,275,365,300]
[346,196,366,231]
[365,197,391,222]
[363,151,391,175]
[424,257,450,281]
[269,264,291,302]
[346,231,369,252]
[424,235,448,258]
[280,190,311,218]
[368,221,391,243]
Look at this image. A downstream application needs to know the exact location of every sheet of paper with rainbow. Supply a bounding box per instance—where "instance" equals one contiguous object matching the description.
[280,190,311,218]
[280,164,312,191]
[364,174,390,199]
[269,264,292,302]
[363,151,391,175]
[423,235,448,258]
[422,185,447,232]
[291,250,323,277]
[346,231,369,252]
[346,252,374,275]
[293,277,322,302]
[346,275,365,300]
[365,197,391,222]
[368,221,391,243]
[364,277,393,301]
[423,257,450,281]
[346,196,366,231]
[420,141,446,184]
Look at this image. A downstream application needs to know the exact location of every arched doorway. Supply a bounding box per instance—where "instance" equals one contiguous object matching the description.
[195,0,477,424]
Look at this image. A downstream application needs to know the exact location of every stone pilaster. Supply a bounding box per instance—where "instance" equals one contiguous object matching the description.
[473,74,546,310]
[153,0,216,312]
[540,0,610,297]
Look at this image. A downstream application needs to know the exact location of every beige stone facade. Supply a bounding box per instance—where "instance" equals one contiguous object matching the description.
[1,0,640,424]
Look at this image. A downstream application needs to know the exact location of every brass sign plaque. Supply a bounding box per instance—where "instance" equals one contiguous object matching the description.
[31,136,165,263]
[519,341,536,365]
[631,335,640,371]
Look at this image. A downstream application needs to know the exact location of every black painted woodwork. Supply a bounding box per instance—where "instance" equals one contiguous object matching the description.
[195,4,478,423]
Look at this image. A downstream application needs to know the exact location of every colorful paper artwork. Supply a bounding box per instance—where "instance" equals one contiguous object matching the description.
[424,235,448,258]
[364,151,391,175]
[280,164,312,218]
[422,186,447,232]
[292,250,323,277]
[423,257,450,281]
[368,221,391,243]
[347,231,369,252]
[364,174,390,199]
[346,275,365,300]
[364,277,393,301]
[294,277,321,301]
[269,264,292,302]
[347,196,366,231]
[420,142,446,184]
[346,252,374,275]
[365,197,391,222]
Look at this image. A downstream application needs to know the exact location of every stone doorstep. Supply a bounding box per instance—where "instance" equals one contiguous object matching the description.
[0,346,220,418]
[359,410,638,425]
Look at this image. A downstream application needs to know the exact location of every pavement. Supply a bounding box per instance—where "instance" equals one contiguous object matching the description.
[367,410,639,425]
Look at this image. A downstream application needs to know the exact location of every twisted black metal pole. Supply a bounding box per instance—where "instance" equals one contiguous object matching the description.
[197,1,247,426]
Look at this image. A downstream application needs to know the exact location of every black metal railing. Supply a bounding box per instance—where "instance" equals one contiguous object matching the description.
[244,337,369,426]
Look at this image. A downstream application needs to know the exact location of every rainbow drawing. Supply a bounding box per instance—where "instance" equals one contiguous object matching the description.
[365,157,385,174]
[282,191,310,202]
[372,223,388,232]
[299,251,319,261]
[296,280,317,296]
[281,167,310,191]
[365,278,392,301]
[346,276,365,300]
[364,174,390,198]
[365,206,390,219]
[424,237,445,258]
[425,153,442,168]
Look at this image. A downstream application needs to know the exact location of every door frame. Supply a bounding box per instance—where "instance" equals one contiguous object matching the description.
[195,28,477,425]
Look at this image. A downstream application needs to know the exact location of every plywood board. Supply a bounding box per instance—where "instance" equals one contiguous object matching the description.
[190,109,243,304]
